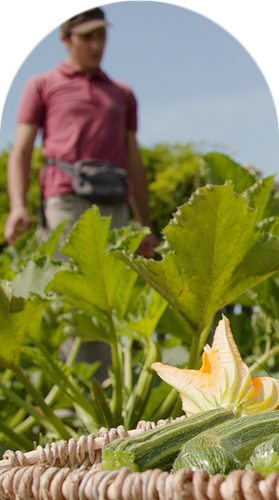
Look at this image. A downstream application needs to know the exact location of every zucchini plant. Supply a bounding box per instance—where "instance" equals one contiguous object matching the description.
[110,179,279,371]
[0,212,170,447]
[101,315,279,475]
[1,164,279,451]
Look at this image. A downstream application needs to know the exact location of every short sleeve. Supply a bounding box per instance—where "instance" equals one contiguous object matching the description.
[17,75,46,126]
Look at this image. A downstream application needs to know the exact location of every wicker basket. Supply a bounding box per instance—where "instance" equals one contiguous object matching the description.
[0,417,278,500]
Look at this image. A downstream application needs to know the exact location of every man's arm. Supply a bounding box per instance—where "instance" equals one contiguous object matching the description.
[4,123,39,245]
[125,130,159,257]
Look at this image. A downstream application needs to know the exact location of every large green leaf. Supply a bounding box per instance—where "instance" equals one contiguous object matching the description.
[110,183,279,337]
[11,255,63,299]
[0,222,67,281]
[117,285,168,339]
[48,207,147,316]
[61,309,111,342]
[37,220,69,258]
[242,176,275,224]
[202,152,256,194]
[26,300,68,348]
[9,256,64,348]
[110,267,139,320]
[0,282,44,367]
[258,216,279,237]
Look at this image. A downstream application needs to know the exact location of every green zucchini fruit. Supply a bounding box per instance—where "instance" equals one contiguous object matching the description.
[102,408,235,472]
[173,409,279,476]
[246,433,279,476]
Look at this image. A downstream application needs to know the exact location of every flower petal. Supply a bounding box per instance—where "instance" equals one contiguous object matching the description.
[151,362,218,416]
[243,377,279,415]
[211,315,253,406]
[152,316,279,417]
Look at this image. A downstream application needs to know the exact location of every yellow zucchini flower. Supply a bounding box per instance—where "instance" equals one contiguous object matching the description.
[152,316,279,417]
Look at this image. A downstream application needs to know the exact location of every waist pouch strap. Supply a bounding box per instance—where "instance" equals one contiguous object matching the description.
[46,158,128,204]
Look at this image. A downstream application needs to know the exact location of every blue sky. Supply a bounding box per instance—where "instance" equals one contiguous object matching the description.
[0,1,278,178]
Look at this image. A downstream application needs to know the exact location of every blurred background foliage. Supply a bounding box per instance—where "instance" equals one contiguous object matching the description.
[2,141,274,248]
[0,146,44,250]
[2,142,279,450]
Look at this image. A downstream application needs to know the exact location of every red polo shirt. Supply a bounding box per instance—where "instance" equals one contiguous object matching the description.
[17,62,137,198]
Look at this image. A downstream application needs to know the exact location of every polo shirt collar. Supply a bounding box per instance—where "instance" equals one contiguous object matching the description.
[58,62,109,81]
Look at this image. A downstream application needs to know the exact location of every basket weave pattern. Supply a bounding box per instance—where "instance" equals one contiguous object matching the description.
[0,417,278,500]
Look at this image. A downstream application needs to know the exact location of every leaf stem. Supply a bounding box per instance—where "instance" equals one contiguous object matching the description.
[90,378,115,429]
[249,344,279,374]
[0,380,54,432]
[0,420,33,451]
[2,338,82,440]
[7,407,27,430]
[151,387,180,422]
[6,415,35,438]
[12,365,72,440]
[198,322,212,355]
[37,342,101,424]
[108,315,123,424]
[125,337,158,429]
[187,321,212,370]
[123,338,133,400]
[64,336,82,366]
[188,332,201,369]
[45,336,82,405]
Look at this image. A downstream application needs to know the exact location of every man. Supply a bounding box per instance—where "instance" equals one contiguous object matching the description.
[4,7,158,379]
[4,7,158,258]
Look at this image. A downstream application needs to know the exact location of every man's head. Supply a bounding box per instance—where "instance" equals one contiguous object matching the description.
[60,8,109,74]
[61,7,109,38]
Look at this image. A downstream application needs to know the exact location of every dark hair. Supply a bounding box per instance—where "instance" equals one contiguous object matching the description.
[61,7,106,37]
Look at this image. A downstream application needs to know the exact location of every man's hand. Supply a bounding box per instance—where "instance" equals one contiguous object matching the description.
[4,207,30,245]
[137,233,159,258]
[5,123,38,245]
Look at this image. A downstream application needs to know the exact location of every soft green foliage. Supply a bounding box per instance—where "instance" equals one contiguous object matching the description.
[110,181,279,367]
[1,146,279,452]
[27,146,45,220]
[49,211,148,317]
[1,141,273,246]
[12,255,63,300]
[0,146,44,248]
[0,220,68,282]
[141,143,205,236]
[47,208,167,427]
[0,208,171,446]
[201,152,257,193]
[141,143,272,238]
[0,281,44,367]
[0,149,10,248]
[246,434,279,476]
[116,284,167,340]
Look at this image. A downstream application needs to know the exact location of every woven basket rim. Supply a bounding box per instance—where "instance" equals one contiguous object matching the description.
[0,418,278,500]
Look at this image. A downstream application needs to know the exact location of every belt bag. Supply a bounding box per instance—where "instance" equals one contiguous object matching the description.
[46,158,128,204]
